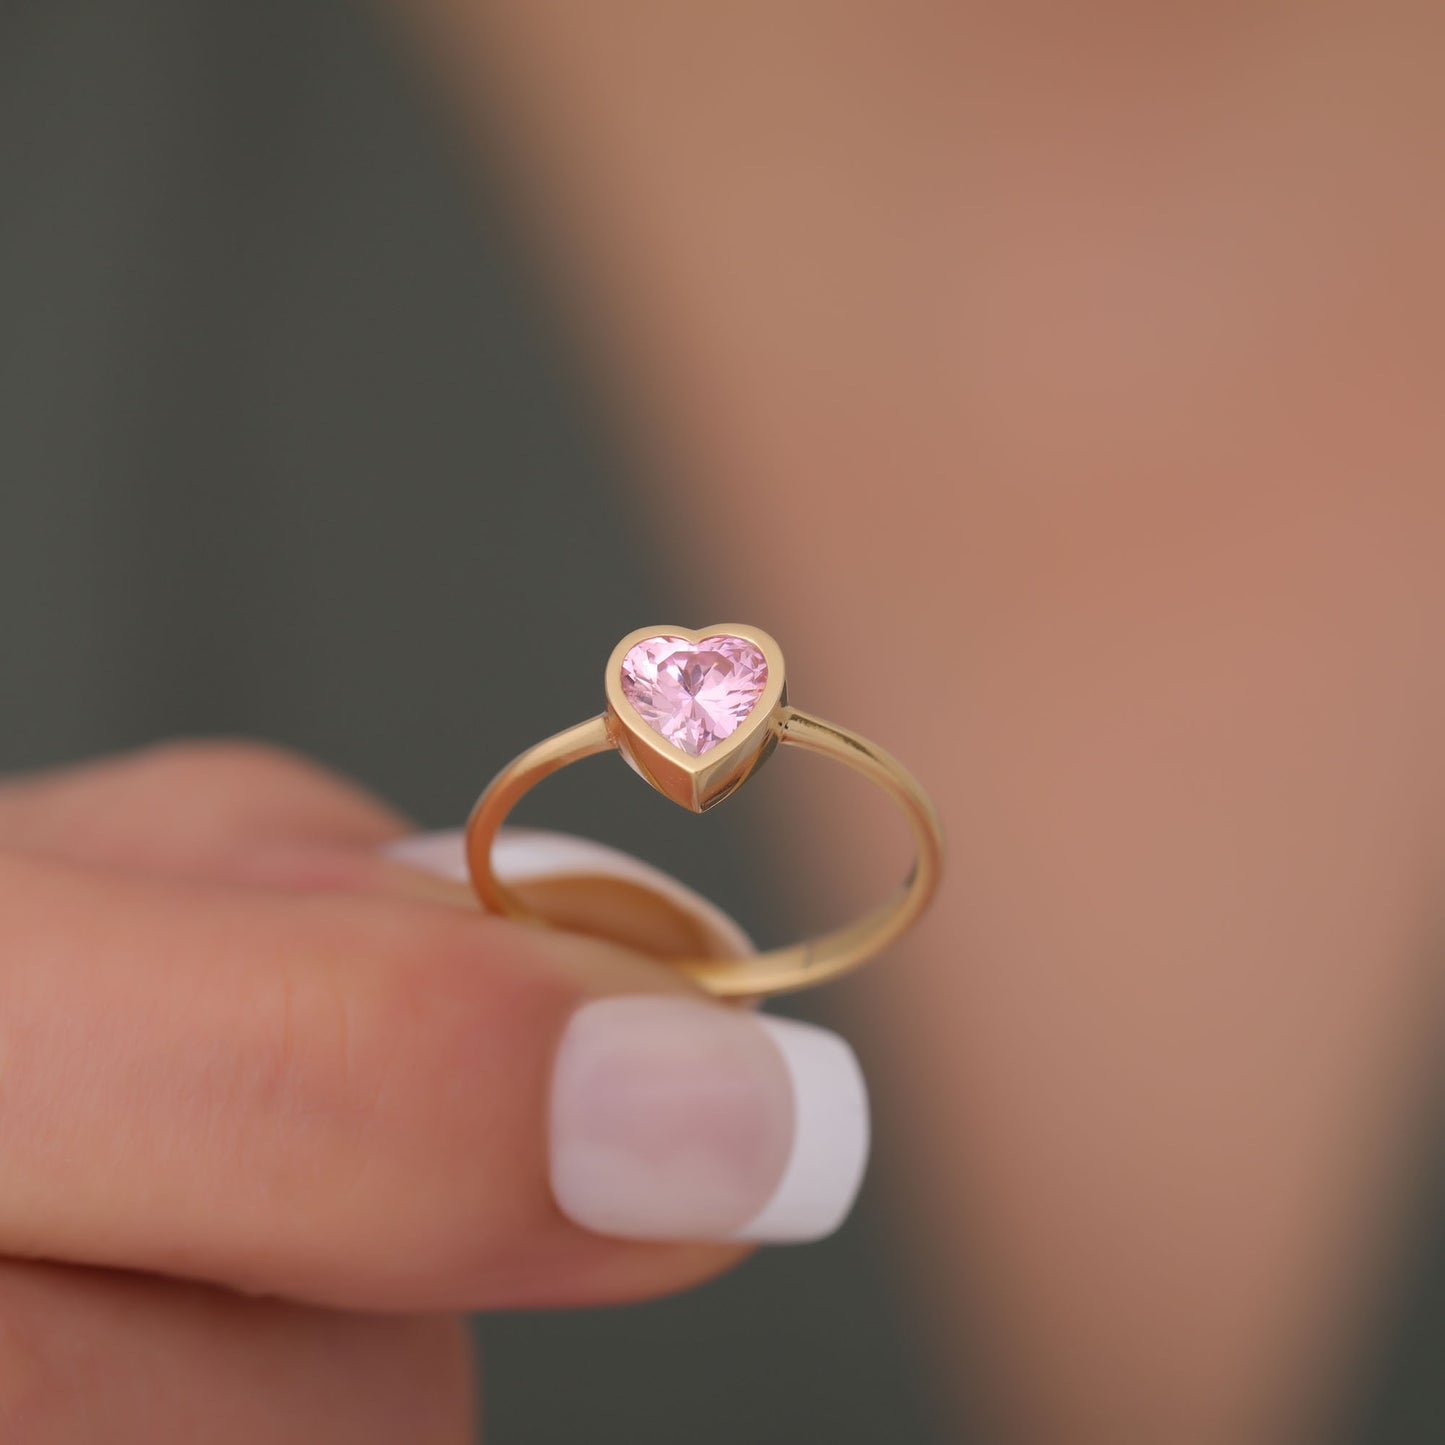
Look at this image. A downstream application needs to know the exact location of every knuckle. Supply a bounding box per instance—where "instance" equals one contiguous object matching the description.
[227,905,564,1270]
[222,908,475,1191]
[242,909,481,1138]
[238,952,398,1175]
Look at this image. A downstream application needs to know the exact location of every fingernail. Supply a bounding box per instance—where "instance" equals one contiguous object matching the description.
[382,828,755,958]
[549,996,869,1244]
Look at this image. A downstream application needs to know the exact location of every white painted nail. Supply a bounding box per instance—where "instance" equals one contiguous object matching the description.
[730,1013,872,1243]
[548,996,869,1244]
[382,828,754,959]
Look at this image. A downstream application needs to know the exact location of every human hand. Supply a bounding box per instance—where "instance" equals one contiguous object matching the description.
[0,741,867,1442]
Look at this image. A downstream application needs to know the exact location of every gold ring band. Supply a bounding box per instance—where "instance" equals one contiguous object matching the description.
[465,624,945,999]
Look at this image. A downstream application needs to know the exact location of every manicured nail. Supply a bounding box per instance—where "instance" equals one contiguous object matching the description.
[549,996,869,1244]
[382,828,754,958]
[385,833,869,1238]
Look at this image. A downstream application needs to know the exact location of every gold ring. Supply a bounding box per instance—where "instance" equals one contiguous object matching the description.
[465,624,945,998]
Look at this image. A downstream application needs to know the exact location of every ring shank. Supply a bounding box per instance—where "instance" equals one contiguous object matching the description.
[465,707,943,998]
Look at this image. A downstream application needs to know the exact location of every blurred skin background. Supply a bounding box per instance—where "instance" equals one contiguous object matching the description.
[1,2,1441,1442]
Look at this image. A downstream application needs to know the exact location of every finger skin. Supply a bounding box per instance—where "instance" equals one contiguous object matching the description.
[0,1262,473,1445]
[0,850,744,1311]
[0,740,409,881]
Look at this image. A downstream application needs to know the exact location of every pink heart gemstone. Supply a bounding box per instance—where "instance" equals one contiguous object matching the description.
[620,634,769,757]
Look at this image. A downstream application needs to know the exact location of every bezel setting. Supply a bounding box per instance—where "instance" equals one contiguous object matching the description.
[604,622,788,812]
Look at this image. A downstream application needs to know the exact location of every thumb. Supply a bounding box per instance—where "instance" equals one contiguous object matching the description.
[384,828,871,1246]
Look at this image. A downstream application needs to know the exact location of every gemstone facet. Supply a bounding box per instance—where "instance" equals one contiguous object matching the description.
[620,634,769,756]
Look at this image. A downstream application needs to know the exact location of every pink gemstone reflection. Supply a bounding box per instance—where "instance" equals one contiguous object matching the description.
[619,634,769,756]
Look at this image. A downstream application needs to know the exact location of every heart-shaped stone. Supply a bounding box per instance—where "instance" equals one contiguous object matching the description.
[620,633,769,757]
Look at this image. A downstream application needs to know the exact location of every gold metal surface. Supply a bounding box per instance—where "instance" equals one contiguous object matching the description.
[602,622,788,812]
[465,625,944,999]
